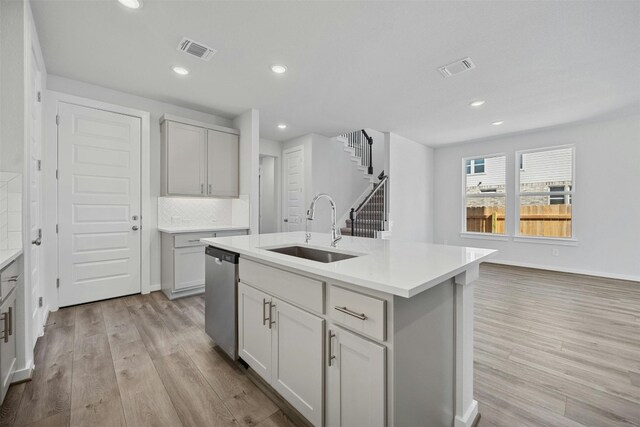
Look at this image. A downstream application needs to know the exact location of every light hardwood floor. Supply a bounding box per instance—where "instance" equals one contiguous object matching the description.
[1,264,639,426]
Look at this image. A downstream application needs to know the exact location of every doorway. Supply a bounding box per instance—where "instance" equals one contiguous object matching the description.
[282,145,305,232]
[259,155,278,234]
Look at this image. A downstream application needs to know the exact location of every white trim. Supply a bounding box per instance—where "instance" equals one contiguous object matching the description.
[486,259,640,283]
[44,91,152,308]
[513,236,578,246]
[149,283,161,292]
[159,113,239,135]
[460,232,509,241]
[11,359,35,383]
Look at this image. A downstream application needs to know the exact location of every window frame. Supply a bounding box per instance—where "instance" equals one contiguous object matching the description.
[461,153,507,236]
[465,158,486,175]
[514,145,576,241]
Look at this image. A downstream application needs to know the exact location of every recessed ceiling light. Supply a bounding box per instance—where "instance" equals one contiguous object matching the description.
[469,100,486,108]
[271,64,287,74]
[277,123,287,129]
[172,66,190,76]
[118,0,142,9]
[491,120,504,126]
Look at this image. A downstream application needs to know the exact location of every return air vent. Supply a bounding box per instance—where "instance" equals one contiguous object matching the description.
[438,57,475,77]
[177,37,217,61]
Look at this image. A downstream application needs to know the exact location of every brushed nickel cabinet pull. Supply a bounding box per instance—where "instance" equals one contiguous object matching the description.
[269,302,276,328]
[209,184,212,194]
[328,330,336,366]
[2,312,8,343]
[201,183,204,194]
[8,307,12,336]
[334,306,367,320]
[263,298,269,326]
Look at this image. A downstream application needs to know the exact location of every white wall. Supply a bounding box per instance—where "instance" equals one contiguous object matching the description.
[433,113,640,281]
[233,109,260,234]
[259,156,277,233]
[387,133,435,243]
[45,75,233,288]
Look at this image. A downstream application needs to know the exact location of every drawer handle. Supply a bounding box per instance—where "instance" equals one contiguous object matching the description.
[6,275,18,283]
[188,239,201,243]
[334,306,367,320]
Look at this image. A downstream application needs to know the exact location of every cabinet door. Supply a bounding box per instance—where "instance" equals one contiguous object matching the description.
[174,246,205,290]
[238,283,272,382]
[166,121,206,195]
[271,298,324,427]
[0,292,17,403]
[207,129,239,197]
[327,326,386,427]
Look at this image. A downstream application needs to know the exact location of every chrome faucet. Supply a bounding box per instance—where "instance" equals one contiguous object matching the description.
[306,193,342,247]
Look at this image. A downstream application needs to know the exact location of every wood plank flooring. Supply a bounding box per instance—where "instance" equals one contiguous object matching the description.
[475,264,640,427]
[1,264,639,426]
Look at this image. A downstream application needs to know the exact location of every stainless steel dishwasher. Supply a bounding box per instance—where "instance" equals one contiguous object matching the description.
[204,246,239,360]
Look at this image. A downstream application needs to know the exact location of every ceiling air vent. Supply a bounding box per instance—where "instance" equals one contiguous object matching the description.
[177,37,217,61]
[438,57,475,77]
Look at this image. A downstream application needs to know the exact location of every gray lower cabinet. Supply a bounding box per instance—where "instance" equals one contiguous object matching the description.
[0,256,21,404]
[326,326,386,427]
[161,230,247,299]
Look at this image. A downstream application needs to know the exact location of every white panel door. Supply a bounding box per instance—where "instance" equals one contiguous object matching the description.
[271,298,324,427]
[166,121,206,196]
[58,102,141,307]
[207,129,239,197]
[283,146,305,231]
[327,326,386,427]
[27,46,43,339]
[238,282,272,382]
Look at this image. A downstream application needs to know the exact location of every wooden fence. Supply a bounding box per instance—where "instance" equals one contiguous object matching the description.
[466,205,572,237]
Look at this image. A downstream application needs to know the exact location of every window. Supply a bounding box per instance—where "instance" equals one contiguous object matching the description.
[465,158,485,175]
[517,147,574,238]
[463,155,506,234]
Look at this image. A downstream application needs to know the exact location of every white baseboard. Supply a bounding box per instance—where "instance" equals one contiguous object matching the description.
[455,399,479,427]
[12,359,35,383]
[149,283,161,292]
[487,259,640,283]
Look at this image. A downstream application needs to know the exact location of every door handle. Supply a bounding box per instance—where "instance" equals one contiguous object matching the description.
[8,307,12,336]
[269,301,276,328]
[32,228,42,246]
[201,183,204,194]
[132,225,139,231]
[284,219,289,222]
[209,184,212,194]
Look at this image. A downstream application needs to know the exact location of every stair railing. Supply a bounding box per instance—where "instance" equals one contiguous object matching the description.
[340,129,374,175]
[349,173,388,238]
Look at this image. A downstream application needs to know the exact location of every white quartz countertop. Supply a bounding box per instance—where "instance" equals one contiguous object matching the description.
[158,225,249,234]
[201,232,496,298]
[0,248,22,271]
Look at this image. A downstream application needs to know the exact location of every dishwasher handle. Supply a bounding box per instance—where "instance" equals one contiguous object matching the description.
[205,246,239,264]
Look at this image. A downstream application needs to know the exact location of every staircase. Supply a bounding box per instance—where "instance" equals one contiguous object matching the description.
[336,129,374,181]
[341,173,388,238]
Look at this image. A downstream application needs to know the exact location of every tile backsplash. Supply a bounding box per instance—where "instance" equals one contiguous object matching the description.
[158,196,250,229]
[0,172,22,250]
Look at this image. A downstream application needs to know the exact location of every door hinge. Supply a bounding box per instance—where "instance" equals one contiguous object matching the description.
[56,278,60,289]
[56,115,60,125]
[55,169,59,179]
[37,159,41,171]
[56,224,59,234]
[37,91,41,103]
[38,297,43,307]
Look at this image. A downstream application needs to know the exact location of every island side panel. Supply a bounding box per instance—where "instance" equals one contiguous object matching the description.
[392,277,455,427]
[454,265,479,427]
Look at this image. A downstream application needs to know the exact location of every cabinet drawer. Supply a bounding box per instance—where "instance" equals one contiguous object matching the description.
[239,258,324,314]
[0,258,21,303]
[174,232,215,248]
[329,285,386,341]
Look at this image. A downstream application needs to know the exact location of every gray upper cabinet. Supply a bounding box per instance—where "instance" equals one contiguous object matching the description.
[207,129,239,197]
[161,115,239,198]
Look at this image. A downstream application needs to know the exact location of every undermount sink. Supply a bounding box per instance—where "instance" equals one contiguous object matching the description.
[265,245,359,263]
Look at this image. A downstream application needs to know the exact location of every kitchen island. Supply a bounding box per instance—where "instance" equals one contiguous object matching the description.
[201,231,496,427]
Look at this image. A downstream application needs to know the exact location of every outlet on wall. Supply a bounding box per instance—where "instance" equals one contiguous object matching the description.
[552,248,560,256]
